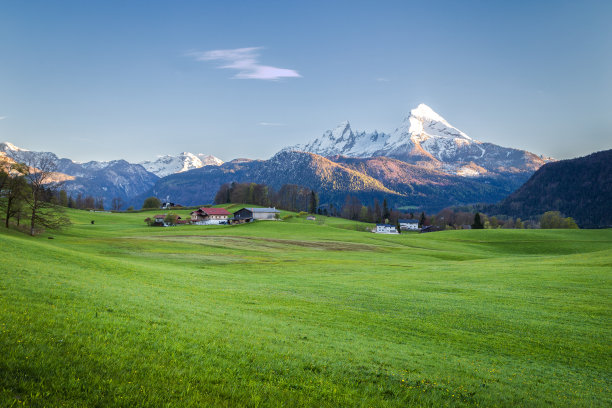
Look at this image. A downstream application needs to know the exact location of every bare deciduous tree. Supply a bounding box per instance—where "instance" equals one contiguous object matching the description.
[1,160,29,228]
[111,196,124,211]
[23,154,70,235]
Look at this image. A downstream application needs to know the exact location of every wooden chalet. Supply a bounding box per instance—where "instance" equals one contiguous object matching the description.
[191,207,231,225]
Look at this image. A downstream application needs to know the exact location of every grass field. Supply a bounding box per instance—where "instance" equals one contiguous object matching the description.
[1,207,611,407]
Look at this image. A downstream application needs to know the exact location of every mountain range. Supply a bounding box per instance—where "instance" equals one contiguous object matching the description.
[1,104,555,211]
[0,142,223,207]
[140,152,224,177]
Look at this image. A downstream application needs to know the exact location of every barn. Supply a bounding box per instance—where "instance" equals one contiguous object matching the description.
[233,207,280,223]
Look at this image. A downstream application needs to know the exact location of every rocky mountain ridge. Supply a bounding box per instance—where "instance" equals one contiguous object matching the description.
[140,152,223,177]
[286,103,552,177]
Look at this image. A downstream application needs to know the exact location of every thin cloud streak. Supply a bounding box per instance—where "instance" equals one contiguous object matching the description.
[0,116,7,120]
[258,122,285,126]
[189,47,301,80]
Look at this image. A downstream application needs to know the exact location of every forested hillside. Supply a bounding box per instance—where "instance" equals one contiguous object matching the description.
[494,149,612,227]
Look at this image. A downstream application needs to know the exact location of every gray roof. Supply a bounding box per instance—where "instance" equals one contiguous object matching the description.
[398,219,419,224]
[246,207,280,213]
[377,224,396,228]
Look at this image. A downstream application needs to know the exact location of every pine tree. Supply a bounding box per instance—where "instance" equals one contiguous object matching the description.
[382,198,390,221]
[309,190,318,214]
[419,212,426,228]
[472,212,484,229]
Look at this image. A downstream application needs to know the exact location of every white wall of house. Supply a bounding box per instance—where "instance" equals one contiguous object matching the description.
[193,220,226,226]
[400,223,419,231]
[375,225,398,234]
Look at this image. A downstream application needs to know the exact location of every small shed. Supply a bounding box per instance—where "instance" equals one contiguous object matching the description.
[153,214,166,225]
[151,214,181,227]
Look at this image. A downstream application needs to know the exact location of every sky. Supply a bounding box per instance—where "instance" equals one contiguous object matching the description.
[1,0,610,163]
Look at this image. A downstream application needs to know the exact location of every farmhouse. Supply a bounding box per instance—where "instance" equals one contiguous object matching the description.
[375,224,399,234]
[398,219,419,231]
[191,207,231,225]
[233,207,280,223]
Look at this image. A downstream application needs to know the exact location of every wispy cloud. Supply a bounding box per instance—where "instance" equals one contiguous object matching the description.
[258,122,285,127]
[375,77,390,82]
[188,47,301,80]
[0,116,7,120]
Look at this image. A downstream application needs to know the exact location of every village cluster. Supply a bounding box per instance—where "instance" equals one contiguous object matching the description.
[147,206,423,234]
[147,206,280,227]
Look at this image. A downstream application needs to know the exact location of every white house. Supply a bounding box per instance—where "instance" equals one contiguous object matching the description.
[375,224,399,234]
[398,219,419,231]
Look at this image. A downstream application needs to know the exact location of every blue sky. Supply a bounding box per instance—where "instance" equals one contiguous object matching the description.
[1,0,610,162]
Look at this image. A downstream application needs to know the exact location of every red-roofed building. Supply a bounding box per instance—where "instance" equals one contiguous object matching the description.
[190,207,231,225]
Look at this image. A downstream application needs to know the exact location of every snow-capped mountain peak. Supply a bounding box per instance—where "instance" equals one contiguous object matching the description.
[140,152,223,177]
[410,103,448,124]
[390,103,472,147]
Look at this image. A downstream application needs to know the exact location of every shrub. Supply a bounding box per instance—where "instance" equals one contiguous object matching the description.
[142,197,161,209]
[540,211,579,229]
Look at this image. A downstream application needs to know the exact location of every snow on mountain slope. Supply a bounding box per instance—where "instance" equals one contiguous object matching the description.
[140,152,223,177]
[286,104,551,176]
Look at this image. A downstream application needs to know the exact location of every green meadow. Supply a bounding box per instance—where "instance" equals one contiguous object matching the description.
[1,206,610,407]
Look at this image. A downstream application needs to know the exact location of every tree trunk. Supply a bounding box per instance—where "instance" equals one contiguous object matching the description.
[30,208,36,236]
[5,196,11,228]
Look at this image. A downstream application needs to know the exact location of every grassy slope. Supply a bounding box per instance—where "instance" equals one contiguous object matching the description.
[0,207,610,407]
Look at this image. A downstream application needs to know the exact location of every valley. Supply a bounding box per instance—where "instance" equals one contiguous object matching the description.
[1,207,610,407]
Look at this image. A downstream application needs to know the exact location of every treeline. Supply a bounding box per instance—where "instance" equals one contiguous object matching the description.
[62,192,105,210]
[49,191,129,211]
[214,182,319,213]
[333,194,419,225]
[428,207,578,229]
[0,155,70,235]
